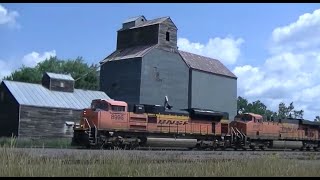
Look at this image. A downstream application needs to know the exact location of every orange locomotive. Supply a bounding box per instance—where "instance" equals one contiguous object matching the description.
[231,113,320,151]
[71,98,320,151]
[72,98,231,150]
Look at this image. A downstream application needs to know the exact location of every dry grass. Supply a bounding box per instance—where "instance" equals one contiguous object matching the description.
[0,146,320,177]
[0,136,71,148]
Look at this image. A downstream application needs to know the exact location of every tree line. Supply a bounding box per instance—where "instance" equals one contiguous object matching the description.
[2,56,100,90]
[238,96,319,122]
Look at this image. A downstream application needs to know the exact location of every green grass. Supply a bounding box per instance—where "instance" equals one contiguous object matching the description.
[0,147,319,177]
[0,136,71,148]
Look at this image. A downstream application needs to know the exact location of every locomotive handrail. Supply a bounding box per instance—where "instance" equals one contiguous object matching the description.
[231,127,247,145]
[84,117,91,130]
[231,127,239,140]
[235,128,245,139]
[83,117,98,145]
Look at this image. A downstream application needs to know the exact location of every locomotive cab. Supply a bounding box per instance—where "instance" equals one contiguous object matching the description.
[232,113,263,137]
[78,99,128,130]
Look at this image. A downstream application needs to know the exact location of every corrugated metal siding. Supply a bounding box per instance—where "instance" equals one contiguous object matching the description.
[179,50,237,79]
[100,58,142,104]
[140,48,189,110]
[46,72,74,81]
[3,80,110,110]
[191,70,237,120]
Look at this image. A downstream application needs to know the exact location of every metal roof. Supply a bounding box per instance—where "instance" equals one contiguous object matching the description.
[101,47,237,79]
[179,50,237,79]
[46,72,74,81]
[123,15,146,24]
[119,16,175,31]
[100,45,158,63]
[2,80,111,110]
[301,119,320,126]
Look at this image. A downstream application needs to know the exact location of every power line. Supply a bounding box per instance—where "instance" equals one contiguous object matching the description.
[74,50,122,82]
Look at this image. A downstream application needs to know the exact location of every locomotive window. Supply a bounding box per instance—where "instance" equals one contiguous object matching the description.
[91,101,108,111]
[240,114,252,121]
[111,105,125,112]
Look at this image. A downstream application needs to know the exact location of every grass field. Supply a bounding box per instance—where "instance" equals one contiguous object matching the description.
[0,146,320,177]
[0,136,71,148]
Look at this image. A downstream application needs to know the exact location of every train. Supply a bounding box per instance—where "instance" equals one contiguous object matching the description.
[71,98,320,151]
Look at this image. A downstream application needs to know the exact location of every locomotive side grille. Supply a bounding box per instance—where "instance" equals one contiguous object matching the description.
[130,125,147,130]
[130,117,147,122]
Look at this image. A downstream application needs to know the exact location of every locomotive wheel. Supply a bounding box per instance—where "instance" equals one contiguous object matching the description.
[259,146,265,150]
[249,145,256,151]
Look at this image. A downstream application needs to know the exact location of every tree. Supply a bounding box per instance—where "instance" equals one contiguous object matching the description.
[265,110,277,121]
[236,97,305,120]
[3,56,99,90]
[237,96,248,114]
[293,110,304,119]
[237,97,277,120]
[248,100,267,115]
[277,102,303,119]
[314,116,320,122]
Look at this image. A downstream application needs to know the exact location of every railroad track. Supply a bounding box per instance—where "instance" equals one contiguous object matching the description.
[75,146,320,152]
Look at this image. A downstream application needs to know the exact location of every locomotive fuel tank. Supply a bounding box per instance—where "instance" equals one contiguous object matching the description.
[271,140,303,149]
[145,137,198,148]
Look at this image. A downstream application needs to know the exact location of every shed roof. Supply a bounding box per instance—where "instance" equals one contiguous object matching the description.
[123,15,146,24]
[46,72,74,81]
[101,47,237,79]
[100,45,158,63]
[179,50,237,79]
[119,16,176,31]
[2,80,110,110]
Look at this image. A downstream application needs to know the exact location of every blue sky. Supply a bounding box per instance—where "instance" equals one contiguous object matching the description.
[1,3,320,120]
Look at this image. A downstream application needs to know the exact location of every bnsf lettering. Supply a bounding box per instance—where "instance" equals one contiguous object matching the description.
[111,114,124,120]
[158,120,188,125]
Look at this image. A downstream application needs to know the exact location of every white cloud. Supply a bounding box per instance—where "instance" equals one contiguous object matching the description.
[177,36,244,65]
[0,60,13,80]
[22,50,56,67]
[0,4,19,28]
[271,9,320,53]
[0,50,56,80]
[234,8,320,120]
